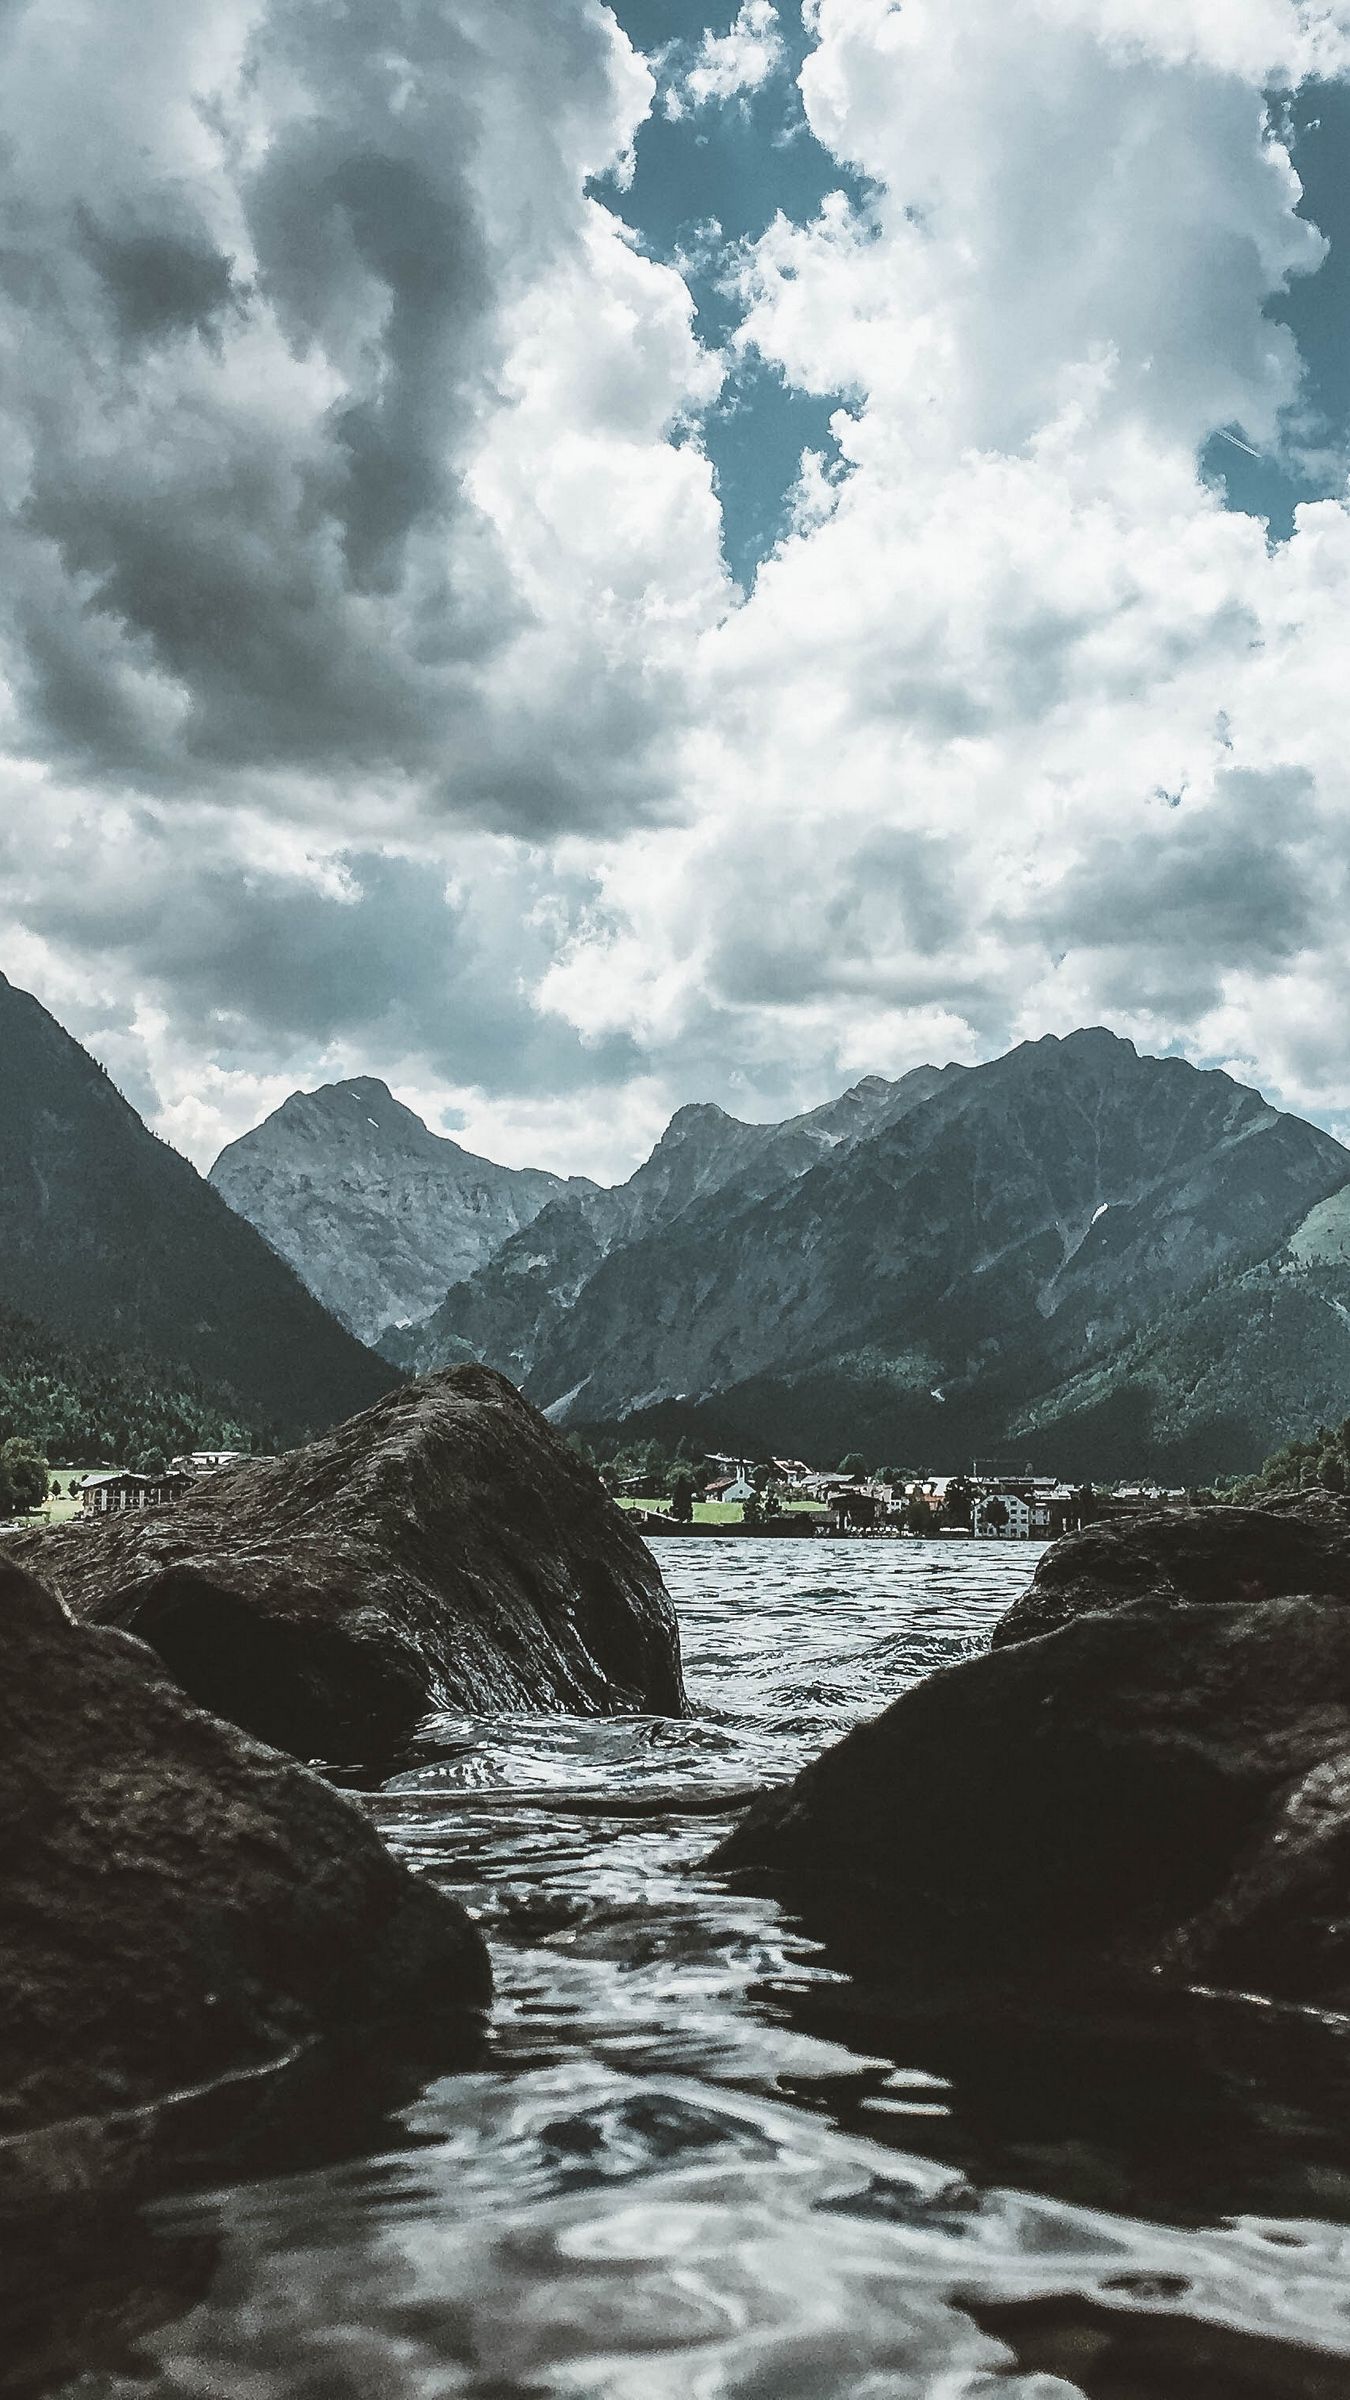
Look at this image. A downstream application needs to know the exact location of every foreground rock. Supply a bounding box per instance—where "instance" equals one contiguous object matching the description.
[0,1557,489,2172]
[993,1491,1350,1648]
[16,1366,684,1763]
[711,1588,1350,2011]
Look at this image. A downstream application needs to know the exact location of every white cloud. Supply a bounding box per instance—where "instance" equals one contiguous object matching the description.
[530,0,1350,1149]
[663,3,787,119]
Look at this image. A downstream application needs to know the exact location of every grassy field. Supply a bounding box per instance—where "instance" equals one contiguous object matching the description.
[33,1467,92,1527]
[615,1496,827,1526]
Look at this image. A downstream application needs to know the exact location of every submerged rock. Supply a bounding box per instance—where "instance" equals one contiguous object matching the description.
[15,1365,684,1763]
[993,1492,1350,1649]
[0,1557,489,2166]
[710,1590,1350,2011]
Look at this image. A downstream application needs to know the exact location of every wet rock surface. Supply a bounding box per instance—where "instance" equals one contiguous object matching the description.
[13,1366,684,1765]
[0,1557,490,2167]
[711,1582,1350,2012]
[993,1492,1350,1648]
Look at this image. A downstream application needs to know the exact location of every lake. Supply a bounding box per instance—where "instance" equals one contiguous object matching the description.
[39,1538,1350,2398]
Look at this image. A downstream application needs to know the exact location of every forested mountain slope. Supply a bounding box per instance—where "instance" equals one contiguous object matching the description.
[0,976,398,1442]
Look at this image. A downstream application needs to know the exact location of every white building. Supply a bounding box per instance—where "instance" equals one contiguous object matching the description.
[974,1491,1034,1539]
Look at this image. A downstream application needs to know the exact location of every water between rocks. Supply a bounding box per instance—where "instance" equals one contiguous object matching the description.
[45,1539,1350,2398]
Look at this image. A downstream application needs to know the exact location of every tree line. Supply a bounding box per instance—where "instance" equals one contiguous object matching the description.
[1224,1415,1350,1501]
[0,1305,264,1489]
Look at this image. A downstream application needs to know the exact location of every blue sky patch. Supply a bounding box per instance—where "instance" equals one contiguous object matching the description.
[608,10,1350,574]
[604,2,870,584]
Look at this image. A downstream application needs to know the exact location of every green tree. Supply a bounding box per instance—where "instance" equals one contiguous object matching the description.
[669,1474,694,1524]
[741,1488,763,1530]
[981,1496,1010,1535]
[1321,1448,1348,1493]
[762,1484,782,1518]
[838,1452,868,1480]
[941,1475,974,1530]
[139,1445,168,1478]
[0,1437,48,1515]
[905,1493,937,1535]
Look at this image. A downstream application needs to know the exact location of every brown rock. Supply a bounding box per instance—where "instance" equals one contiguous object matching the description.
[13,1366,684,1764]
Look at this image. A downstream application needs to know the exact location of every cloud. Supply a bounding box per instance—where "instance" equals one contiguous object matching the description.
[0,0,724,836]
[6,0,1350,1183]
[529,0,1350,1141]
[661,4,788,119]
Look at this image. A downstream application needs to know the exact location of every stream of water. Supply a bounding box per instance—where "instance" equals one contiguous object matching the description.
[40,1539,1350,2399]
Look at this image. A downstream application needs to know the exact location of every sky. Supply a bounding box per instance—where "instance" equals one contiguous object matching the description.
[4,0,1350,1180]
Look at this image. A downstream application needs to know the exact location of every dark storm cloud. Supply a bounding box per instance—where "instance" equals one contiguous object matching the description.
[0,0,677,834]
[704,825,1000,1021]
[76,206,242,353]
[1032,768,1320,1013]
[16,833,643,1101]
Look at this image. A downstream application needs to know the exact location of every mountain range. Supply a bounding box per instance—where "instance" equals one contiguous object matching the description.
[3,970,1346,1479]
[211,1032,1350,1479]
[0,975,397,1445]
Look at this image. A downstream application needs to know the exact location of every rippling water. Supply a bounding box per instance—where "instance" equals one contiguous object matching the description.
[42,1539,1350,2398]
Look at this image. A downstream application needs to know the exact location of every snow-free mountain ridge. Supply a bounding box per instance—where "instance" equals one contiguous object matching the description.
[210,1076,594,1345]
[380,1030,1350,1478]
[204,1029,1350,1476]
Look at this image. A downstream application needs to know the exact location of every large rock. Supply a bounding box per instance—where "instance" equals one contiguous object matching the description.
[0,1556,489,2165]
[15,1366,684,1764]
[994,1492,1350,1648]
[710,1591,1350,2010]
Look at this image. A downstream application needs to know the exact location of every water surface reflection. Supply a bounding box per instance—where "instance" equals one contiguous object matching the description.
[40,1539,1350,2396]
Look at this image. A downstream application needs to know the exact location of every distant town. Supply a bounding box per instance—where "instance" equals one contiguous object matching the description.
[600,1449,1191,1539]
[2,1438,1199,1542]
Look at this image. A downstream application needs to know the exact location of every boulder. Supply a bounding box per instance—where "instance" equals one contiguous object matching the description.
[0,1556,490,2168]
[710,1591,1350,2009]
[14,1366,684,1764]
[993,1492,1350,1649]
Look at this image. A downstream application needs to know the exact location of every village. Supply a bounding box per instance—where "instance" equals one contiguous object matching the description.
[0,1442,1195,1542]
[610,1452,1191,1538]
[0,1450,253,1535]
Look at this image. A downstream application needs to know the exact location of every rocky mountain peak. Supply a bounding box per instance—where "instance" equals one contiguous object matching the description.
[1008,1026,1140,1074]
[657,1101,742,1143]
[211,1080,580,1344]
[272,1075,451,1151]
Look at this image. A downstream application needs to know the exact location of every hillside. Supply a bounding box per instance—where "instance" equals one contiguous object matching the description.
[394,1030,1350,1477]
[0,976,398,1441]
[387,1065,964,1387]
[210,1078,593,1343]
[0,1304,258,1467]
[1014,1213,1350,1483]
